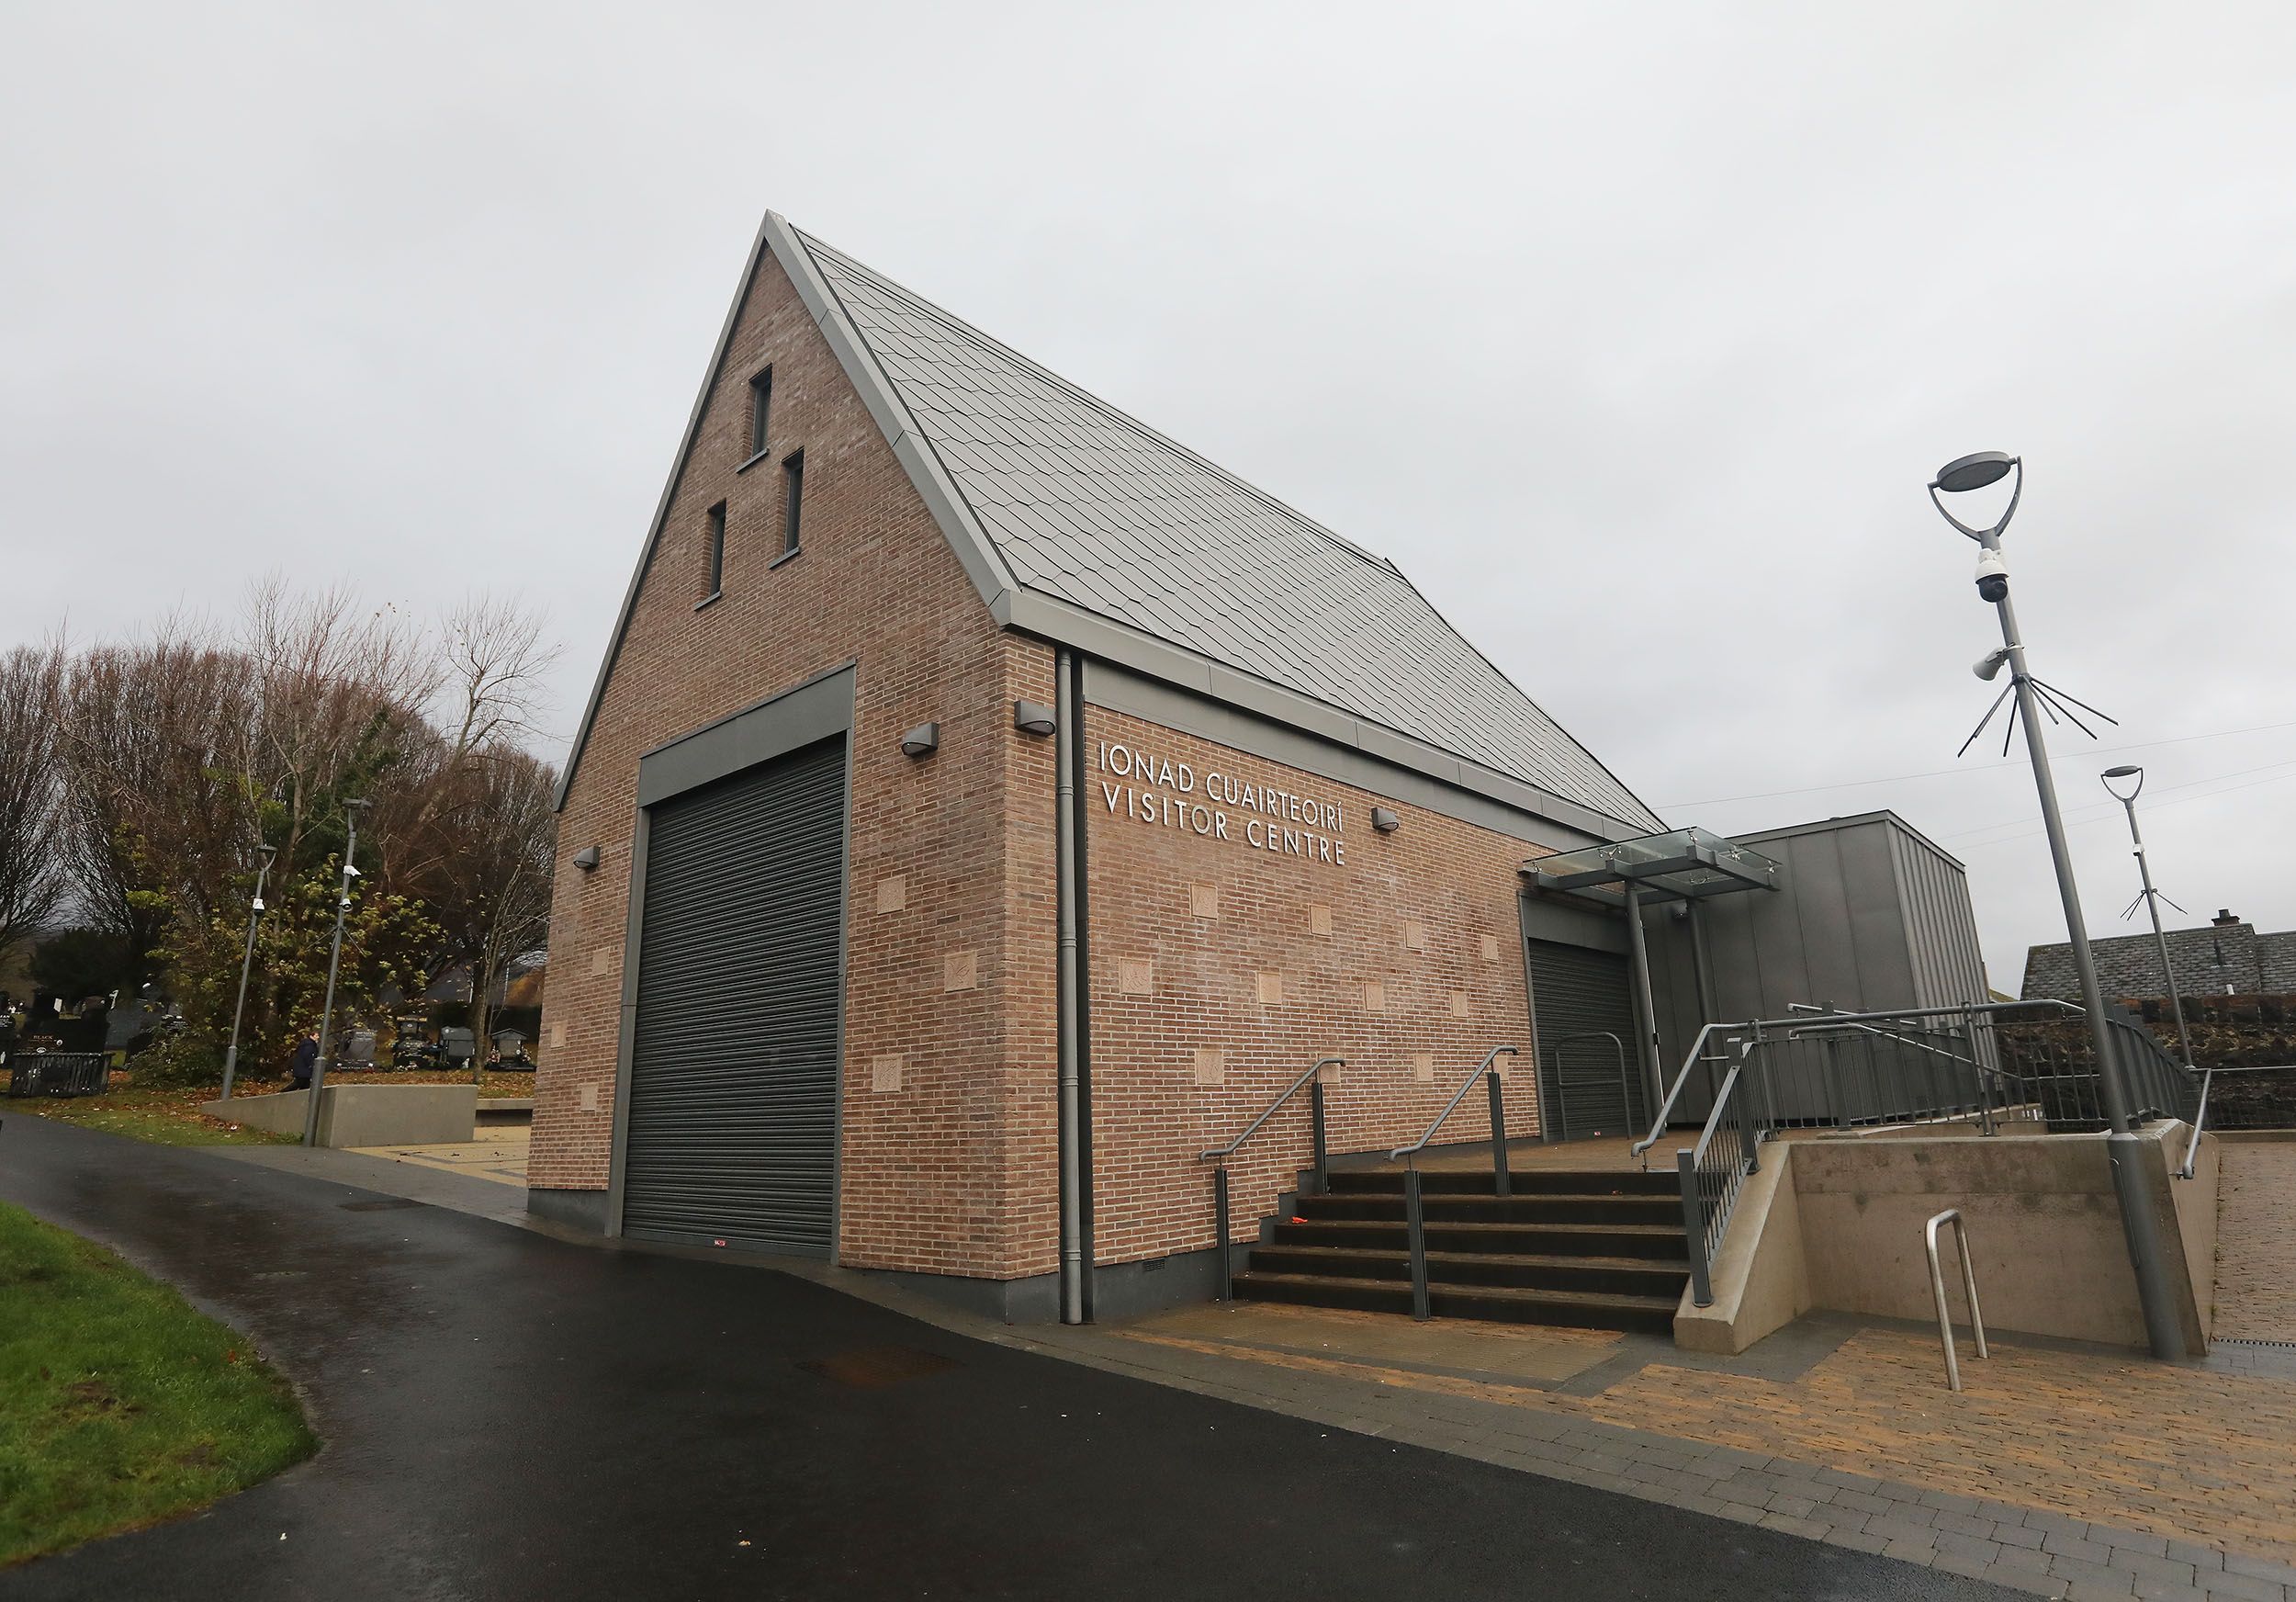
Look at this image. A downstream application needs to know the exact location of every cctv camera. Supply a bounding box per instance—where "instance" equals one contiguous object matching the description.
[1974,547,2009,603]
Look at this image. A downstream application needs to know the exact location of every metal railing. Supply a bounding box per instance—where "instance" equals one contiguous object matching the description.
[1677,1064,1757,1307]
[6,1053,110,1099]
[1671,999,2200,1306]
[1546,1030,1632,1143]
[1926,1209,1988,1392]
[1390,1044,1519,1320]
[2174,1063,2291,1179]
[1199,1055,1345,1302]
[1630,1021,1738,1162]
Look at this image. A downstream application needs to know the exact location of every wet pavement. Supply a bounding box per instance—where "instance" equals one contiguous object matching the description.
[0,1117,2014,1601]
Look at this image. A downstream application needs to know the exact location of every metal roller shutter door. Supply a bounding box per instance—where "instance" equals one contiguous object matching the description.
[1526,939,1646,1142]
[621,736,847,1255]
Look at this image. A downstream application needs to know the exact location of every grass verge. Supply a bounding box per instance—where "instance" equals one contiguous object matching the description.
[9,1086,299,1147]
[0,1202,315,1566]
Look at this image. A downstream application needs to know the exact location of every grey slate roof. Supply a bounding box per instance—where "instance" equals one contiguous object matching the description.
[793,229,1663,835]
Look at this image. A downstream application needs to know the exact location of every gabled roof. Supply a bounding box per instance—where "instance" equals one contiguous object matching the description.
[561,212,1662,839]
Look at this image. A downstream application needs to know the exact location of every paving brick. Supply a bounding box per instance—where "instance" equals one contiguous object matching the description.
[2050,1553,2136,1595]
[1867,1517,1940,1550]
[2225,1556,2296,1588]
[1934,1532,2005,1566]
[1981,1560,2071,1596]
[2204,1571,2292,1602]
[1936,1510,1998,1539]
[2111,1552,2200,1588]
[2167,1542,2227,1573]
[2130,1579,2211,1602]
[1820,1529,1892,1556]
[1760,1513,1832,1541]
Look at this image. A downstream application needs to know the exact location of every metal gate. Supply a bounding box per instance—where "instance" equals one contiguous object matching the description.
[1526,939,1645,1142]
[621,736,847,1256]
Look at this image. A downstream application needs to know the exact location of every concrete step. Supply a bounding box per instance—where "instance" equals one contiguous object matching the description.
[1245,1243,1688,1297]
[1327,1168,1676,1199]
[1296,1191,1682,1226]
[1232,1271,1681,1334]
[1268,1217,1689,1260]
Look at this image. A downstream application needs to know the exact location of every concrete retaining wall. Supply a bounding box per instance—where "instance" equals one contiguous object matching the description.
[1676,1122,2216,1354]
[205,1085,477,1147]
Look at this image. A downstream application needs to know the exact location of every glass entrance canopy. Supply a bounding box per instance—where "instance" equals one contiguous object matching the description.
[1525,826,1781,906]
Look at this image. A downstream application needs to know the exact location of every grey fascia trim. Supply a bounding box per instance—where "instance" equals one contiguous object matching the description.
[1079,655,1607,852]
[1023,589,1638,842]
[1519,890,1632,955]
[556,211,778,812]
[760,212,1018,617]
[636,662,857,807]
[1738,807,1968,873]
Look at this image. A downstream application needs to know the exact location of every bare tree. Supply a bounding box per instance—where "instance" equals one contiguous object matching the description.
[419,744,557,1077]
[0,639,67,968]
[379,597,557,876]
[231,578,436,886]
[54,619,254,974]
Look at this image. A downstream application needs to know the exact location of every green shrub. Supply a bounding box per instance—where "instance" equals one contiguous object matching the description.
[127,1034,225,1092]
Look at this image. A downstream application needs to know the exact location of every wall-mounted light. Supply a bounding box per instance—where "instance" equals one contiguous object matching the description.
[573,846,602,872]
[1013,700,1056,737]
[900,722,940,758]
[1370,807,1400,833]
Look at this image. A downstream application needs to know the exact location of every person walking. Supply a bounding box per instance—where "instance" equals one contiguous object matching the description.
[289,1029,320,1090]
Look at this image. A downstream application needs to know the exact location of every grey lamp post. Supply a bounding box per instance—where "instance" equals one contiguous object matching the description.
[2101,765,2197,1071]
[218,842,277,1100]
[302,800,369,1147]
[1928,452,2186,1359]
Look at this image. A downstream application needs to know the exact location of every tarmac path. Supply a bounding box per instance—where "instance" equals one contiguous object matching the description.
[0,1116,2014,1601]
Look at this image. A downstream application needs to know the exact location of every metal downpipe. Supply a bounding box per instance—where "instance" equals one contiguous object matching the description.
[1054,649,1086,1326]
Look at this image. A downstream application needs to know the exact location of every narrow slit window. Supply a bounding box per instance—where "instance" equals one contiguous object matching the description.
[781,451,804,556]
[705,501,726,595]
[748,368,771,458]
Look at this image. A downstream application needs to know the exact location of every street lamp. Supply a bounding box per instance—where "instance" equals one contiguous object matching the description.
[303,800,369,1147]
[1928,453,2186,1359]
[218,842,277,1100]
[2101,766,2197,1071]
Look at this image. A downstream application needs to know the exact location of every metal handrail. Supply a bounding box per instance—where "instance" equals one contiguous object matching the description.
[1634,998,2088,1161]
[2176,1064,2291,1179]
[1391,1044,1519,1162]
[1390,1044,1518,1321]
[1548,1031,1630,1143]
[1199,1056,1345,1164]
[2181,1067,2214,1180]
[1200,1055,1344,1302]
[1925,1209,1988,1392]
[1631,1021,1732,1159]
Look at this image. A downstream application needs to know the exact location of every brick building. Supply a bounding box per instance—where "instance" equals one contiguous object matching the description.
[532,213,1991,1325]
[2022,909,2296,1004]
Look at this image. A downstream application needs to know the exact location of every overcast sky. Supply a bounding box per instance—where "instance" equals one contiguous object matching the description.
[6,2,2292,991]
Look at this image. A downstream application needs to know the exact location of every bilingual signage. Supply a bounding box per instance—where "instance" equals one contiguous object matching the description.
[1097,739,1348,867]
